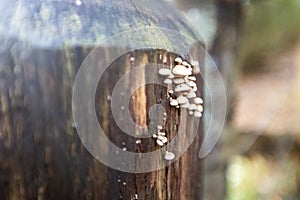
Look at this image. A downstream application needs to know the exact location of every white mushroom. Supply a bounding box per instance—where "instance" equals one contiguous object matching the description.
[174,83,191,92]
[163,79,172,84]
[158,132,166,136]
[158,68,172,76]
[156,139,164,146]
[157,135,165,140]
[186,81,197,88]
[187,76,196,81]
[157,125,163,130]
[177,95,189,104]
[180,102,190,108]
[173,78,185,84]
[188,104,197,110]
[197,105,204,112]
[153,134,158,138]
[135,139,141,144]
[194,97,203,104]
[194,111,202,118]
[182,61,189,66]
[161,137,168,143]
[189,111,194,115]
[192,86,198,92]
[172,65,192,76]
[168,89,174,94]
[174,57,182,63]
[187,91,196,98]
[170,99,179,106]
[168,74,175,79]
[164,151,175,160]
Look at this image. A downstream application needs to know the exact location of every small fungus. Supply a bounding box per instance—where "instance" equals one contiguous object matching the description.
[173,78,185,84]
[135,139,141,144]
[170,99,179,106]
[174,83,191,92]
[194,97,203,104]
[180,103,190,108]
[187,91,196,98]
[156,139,164,146]
[177,95,188,104]
[158,68,172,76]
[194,111,202,118]
[174,57,183,63]
[164,151,175,160]
[172,65,192,76]
[163,79,172,84]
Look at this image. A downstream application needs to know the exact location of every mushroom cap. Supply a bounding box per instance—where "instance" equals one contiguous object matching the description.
[163,78,172,84]
[197,105,204,112]
[156,139,164,146]
[175,57,183,63]
[158,132,166,136]
[168,74,175,79]
[180,102,190,108]
[187,91,196,98]
[189,103,197,110]
[187,76,196,81]
[194,111,202,118]
[164,151,175,160]
[182,61,190,67]
[186,81,197,88]
[174,83,191,92]
[157,135,165,140]
[172,65,192,76]
[173,78,185,84]
[177,95,189,104]
[192,86,198,92]
[170,99,179,106]
[194,97,203,104]
[158,68,172,76]
[161,137,168,143]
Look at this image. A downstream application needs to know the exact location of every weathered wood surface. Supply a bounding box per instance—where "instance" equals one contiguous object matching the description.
[0,0,204,199]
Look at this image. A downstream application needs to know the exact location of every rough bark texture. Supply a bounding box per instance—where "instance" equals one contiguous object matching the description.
[0,0,204,199]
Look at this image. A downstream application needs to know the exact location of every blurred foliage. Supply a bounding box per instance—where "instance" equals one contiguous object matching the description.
[239,0,300,74]
[226,155,298,200]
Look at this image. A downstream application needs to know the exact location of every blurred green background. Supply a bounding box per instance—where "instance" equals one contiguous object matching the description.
[176,0,300,199]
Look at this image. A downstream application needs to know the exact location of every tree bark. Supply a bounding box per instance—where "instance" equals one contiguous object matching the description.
[0,0,204,199]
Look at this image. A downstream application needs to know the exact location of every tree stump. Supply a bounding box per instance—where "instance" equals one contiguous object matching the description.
[0,1,204,199]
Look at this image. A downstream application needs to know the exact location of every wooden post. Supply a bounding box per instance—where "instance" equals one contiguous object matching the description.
[0,1,204,199]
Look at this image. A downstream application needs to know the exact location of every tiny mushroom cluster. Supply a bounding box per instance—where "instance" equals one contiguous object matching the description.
[158,57,204,118]
[152,125,168,147]
[154,56,204,161]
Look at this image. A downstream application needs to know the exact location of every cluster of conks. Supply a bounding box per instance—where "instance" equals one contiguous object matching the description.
[158,57,204,118]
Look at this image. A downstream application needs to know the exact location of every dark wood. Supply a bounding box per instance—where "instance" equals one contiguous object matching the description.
[0,1,204,199]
